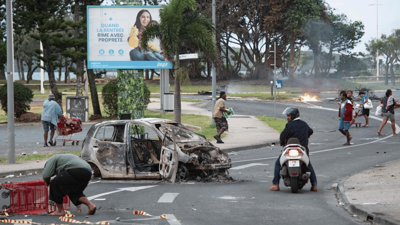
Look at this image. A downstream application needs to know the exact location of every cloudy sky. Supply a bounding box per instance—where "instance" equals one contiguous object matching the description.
[325,0,400,53]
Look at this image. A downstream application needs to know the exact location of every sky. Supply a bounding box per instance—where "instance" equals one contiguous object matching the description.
[325,0,400,54]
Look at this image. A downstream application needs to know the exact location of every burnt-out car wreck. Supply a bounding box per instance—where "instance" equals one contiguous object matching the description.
[81,118,231,182]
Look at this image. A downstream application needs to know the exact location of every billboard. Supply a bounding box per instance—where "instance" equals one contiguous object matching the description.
[87,6,173,69]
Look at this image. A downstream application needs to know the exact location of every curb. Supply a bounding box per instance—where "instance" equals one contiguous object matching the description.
[337,180,400,225]
[218,140,279,153]
[0,168,44,179]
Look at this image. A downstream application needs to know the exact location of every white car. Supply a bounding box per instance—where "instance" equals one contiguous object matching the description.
[80,118,231,182]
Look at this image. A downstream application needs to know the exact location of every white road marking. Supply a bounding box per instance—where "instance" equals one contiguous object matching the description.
[231,163,269,170]
[94,198,106,201]
[232,103,400,164]
[158,193,179,203]
[87,185,157,200]
[362,202,380,205]
[166,214,181,225]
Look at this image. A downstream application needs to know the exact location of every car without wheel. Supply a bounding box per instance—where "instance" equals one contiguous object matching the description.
[80,118,231,182]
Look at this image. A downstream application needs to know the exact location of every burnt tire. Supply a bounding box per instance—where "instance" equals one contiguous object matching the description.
[90,163,102,178]
[291,177,299,193]
[176,164,189,182]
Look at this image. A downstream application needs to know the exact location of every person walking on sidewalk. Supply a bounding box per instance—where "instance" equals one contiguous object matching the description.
[213,91,230,143]
[378,89,400,136]
[41,94,62,147]
[43,154,96,216]
[339,91,353,145]
[269,107,318,192]
[359,91,370,127]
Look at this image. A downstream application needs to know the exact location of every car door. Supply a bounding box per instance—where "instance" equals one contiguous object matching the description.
[159,129,179,183]
[93,124,128,177]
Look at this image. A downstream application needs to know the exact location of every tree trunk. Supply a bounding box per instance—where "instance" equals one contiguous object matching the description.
[312,48,320,77]
[145,69,149,80]
[20,60,25,81]
[150,70,154,80]
[289,39,295,80]
[207,60,211,78]
[76,61,82,96]
[174,79,181,123]
[64,59,69,84]
[0,69,5,80]
[42,40,62,106]
[87,69,102,116]
[58,57,62,82]
[390,60,395,86]
[174,50,181,123]
[16,58,21,80]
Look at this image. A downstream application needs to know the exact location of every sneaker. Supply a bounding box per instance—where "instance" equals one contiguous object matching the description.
[48,140,54,146]
[217,140,224,144]
[44,143,49,147]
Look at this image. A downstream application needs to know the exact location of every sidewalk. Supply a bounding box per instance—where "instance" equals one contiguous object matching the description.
[147,99,280,152]
[338,159,400,225]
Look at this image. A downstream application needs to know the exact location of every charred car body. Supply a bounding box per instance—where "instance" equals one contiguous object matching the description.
[80,118,231,182]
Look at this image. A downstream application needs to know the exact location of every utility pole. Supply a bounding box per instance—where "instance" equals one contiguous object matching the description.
[369,0,383,81]
[273,42,276,119]
[6,0,15,164]
[211,0,216,125]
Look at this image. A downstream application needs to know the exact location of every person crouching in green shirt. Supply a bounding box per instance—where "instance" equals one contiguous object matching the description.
[43,154,96,215]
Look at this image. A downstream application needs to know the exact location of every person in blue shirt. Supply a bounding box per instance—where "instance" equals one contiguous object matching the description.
[359,91,370,127]
[41,94,62,147]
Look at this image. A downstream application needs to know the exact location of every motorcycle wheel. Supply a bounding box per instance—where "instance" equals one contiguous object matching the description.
[291,177,299,193]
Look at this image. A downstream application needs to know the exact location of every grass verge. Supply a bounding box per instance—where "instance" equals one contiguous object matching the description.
[145,110,220,140]
[230,93,298,100]
[0,150,80,164]
[257,116,287,133]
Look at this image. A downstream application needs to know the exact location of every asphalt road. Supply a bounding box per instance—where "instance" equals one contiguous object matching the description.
[1,97,400,224]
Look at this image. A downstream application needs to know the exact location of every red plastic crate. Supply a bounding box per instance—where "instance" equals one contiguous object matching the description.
[1,180,70,215]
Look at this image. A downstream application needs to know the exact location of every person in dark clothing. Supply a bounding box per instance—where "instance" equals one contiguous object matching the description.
[269,107,318,192]
[43,154,96,216]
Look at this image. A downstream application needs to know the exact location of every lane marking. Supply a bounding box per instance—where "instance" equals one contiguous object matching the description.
[165,214,181,225]
[94,198,106,201]
[232,103,399,164]
[231,163,269,170]
[158,193,179,203]
[87,185,157,200]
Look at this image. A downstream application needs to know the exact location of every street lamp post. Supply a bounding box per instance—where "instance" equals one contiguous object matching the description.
[211,0,216,125]
[369,0,383,81]
[6,0,15,164]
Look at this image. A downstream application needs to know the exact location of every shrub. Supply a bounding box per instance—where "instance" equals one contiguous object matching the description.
[101,80,118,117]
[0,82,34,118]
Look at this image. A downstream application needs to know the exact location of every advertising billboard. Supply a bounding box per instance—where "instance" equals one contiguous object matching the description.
[87,6,173,69]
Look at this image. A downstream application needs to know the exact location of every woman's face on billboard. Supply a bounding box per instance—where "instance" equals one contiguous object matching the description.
[140,12,151,28]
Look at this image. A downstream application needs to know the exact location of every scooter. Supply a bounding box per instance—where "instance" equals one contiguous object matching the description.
[279,138,310,193]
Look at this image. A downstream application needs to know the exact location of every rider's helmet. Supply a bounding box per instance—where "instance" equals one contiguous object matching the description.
[282,107,300,121]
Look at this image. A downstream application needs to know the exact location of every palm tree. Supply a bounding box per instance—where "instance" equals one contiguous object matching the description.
[141,0,217,123]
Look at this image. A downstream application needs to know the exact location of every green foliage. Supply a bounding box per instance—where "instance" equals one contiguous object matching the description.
[117,70,150,119]
[335,54,367,75]
[0,82,34,118]
[101,80,119,117]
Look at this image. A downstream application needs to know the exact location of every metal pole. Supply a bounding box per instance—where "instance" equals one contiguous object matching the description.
[211,0,216,125]
[273,42,276,119]
[376,0,379,81]
[40,41,44,94]
[6,0,15,164]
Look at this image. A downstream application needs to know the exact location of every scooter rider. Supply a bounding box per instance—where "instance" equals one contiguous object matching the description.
[269,107,318,192]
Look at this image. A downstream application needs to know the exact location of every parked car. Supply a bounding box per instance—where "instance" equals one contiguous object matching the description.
[80,118,231,182]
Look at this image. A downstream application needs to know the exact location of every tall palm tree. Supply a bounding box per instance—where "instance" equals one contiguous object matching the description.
[141,0,217,123]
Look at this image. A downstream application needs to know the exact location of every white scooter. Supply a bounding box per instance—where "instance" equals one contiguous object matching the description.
[279,138,310,193]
